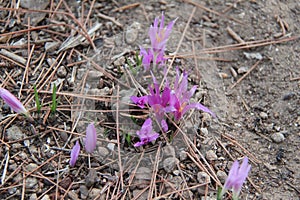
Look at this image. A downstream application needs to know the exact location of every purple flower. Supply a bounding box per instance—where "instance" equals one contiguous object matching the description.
[170,68,215,121]
[161,119,168,132]
[0,88,28,116]
[69,141,80,167]
[130,96,148,109]
[148,81,174,122]
[140,13,176,71]
[85,123,97,153]
[221,157,251,199]
[134,118,159,147]
[149,13,176,53]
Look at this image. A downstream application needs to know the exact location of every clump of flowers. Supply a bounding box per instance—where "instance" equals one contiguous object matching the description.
[0,88,29,117]
[69,122,97,167]
[218,157,251,200]
[131,68,215,146]
[140,13,176,70]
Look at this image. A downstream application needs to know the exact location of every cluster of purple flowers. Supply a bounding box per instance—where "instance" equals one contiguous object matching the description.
[130,13,215,147]
[140,13,176,71]
[131,68,215,146]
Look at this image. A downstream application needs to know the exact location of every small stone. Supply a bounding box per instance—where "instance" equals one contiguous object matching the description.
[6,125,25,141]
[25,163,38,172]
[107,143,115,151]
[88,188,101,200]
[57,65,67,78]
[260,112,268,119]
[197,171,211,195]
[197,171,210,184]
[243,52,263,60]
[29,194,37,200]
[162,145,175,158]
[200,128,208,136]
[163,157,179,173]
[179,150,187,161]
[88,70,104,79]
[80,185,89,199]
[125,22,141,44]
[173,170,180,176]
[237,66,249,74]
[206,150,218,161]
[217,170,227,183]
[68,191,79,200]
[45,41,60,52]
[271,132,285,143]
[85,169,98,187]
[25,177,38,189]
[97,147,109,158]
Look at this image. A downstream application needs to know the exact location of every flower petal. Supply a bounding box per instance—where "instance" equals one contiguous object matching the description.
[85,123,97,153]
[69,141,80,167]
[0,88,28,115]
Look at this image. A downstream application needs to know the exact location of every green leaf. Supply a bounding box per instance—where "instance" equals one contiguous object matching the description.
[33,85,41,113]
[125,133,131,144]
[216,186,223,200]
[50,83,57,114]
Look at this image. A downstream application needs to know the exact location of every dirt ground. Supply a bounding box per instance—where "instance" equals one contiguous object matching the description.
[0,0,299,200]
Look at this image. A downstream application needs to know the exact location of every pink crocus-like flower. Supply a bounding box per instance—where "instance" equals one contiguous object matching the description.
[221,157,251,199]
[0,88,28,116]
[130,96,148,109]
[149,12,176,53]
[85,123,97,153]
[134,118,159,147]
[69,140,80,167]
[140,13,176,70]
[170,68,215,121]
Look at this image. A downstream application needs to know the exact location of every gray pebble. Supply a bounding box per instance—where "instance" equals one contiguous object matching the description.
[271,132,285,143]
[88,70,104,79]
[206,150,218,161]
[162,145,176,158]
[126,22,141,44]
[85,169,98,187]
[179,150,187,161]
[25,177,38,189]
[29,194,37,200]
[6,125,25,141]
[88,188,101,200]
[237,66,249,74]
[163,157,179,173]
[97,147,109,158]
[40,195,50,200]
[200,128,209,136]
[45,41,60,52]
[260,112,268,119]
[57,65,67,78]
[80,185,89,199]
[197,171,210,184]
[217,170,227,183]
[25,163,38,172]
